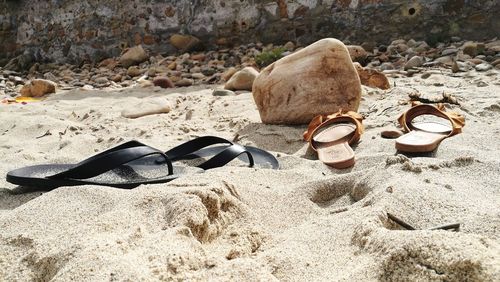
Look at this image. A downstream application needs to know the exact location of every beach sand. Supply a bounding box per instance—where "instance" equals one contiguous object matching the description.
[0,69,499,281]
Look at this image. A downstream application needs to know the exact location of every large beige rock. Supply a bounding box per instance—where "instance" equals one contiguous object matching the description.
[252,38,362,124]
[224,67,259,91]
[119,45,148,67]
[20,79,57,97]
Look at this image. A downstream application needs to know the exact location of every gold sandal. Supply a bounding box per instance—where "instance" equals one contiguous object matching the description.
[396,103,465,153]
[304,110,364,169]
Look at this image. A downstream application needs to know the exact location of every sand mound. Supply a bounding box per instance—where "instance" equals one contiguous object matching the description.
[1,69,499,280]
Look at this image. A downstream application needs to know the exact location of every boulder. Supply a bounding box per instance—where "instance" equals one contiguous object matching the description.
[20,79,57,97]
[252,38,362,124]
[119,45,148,67]
[224,67,259,91]
[170,34,201,51]
[353,63,390,90]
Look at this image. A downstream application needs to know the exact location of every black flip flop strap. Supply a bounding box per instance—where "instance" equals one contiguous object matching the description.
[165,136,233,161]
[197,144,254,170]
[48,145,172,180]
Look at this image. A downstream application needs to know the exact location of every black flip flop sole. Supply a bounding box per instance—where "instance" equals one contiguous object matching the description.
[7,164,199,190]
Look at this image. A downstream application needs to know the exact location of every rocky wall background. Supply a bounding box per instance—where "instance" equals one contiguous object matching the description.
[1,0,499,65]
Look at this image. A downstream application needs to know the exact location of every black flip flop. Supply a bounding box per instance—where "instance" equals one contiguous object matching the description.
[6,141,199,190]
[163,136,279,170]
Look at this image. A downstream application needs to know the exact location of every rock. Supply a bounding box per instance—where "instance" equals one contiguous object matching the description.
[434,56,454,66]
[167,62,177,70]
[462,42,478,57]
[222,67,238,81]
[43,72,57,82]
[119,45,148,67]
[491,59,500,66]
[414,42,429,53]
[12,76,23,85]
[191,54,206,61]
[475,63,492,71]
[404,56,424,70]
[347,45,367,62]
[451,60,460,73]
[441,48,458,56]
[407,39,418,48]
[468,58,485,65]
[94,77,109,85]
[353,63,390,90]
[212,89,235,96]
[3,53,34,72]
[252,38,362,124]
[191,73,205,79]
[284,41,295,51]
[224,67,259,91]
[170,34,201,51]
[175,78,194,87]
[20,79,57,97]
[378,45,388,52]
[147,68,156,77]
[99,58,118,70]
[380,62,395,70]
[127,66,144,77]
[153,76,174,88]
[121,98,172,119]
[111,74,122,82]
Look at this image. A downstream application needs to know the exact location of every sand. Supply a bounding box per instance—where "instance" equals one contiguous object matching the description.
[0,69,499,281]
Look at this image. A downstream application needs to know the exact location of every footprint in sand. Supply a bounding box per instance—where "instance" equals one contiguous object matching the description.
[121,97,172,119]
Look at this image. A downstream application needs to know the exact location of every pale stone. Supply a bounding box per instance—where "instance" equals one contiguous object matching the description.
[175,78,194,87]
[121,98,172,119]
[404,56,424,70]
[252,38,362,124]
[20,79,57,97]
[119,45,148,67]
[224,67,259,91]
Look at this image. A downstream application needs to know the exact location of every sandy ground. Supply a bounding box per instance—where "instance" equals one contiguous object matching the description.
[0,68,499,281]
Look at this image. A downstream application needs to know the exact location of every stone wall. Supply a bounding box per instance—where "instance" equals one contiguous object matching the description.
[1,0,499,65]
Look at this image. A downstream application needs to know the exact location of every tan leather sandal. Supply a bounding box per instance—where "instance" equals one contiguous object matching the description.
[396,103,465,153]
[303,110,364,169]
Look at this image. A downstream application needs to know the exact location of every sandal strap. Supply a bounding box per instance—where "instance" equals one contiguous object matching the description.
[165,136,233,161]
[398,103,465,137]
[48,142,172,180]
[197,144,254,170]
[303,110,364,145]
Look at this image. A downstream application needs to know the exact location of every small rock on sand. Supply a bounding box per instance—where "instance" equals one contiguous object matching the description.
[153,77,174,88]
[121,98,172,119]
[20,79,57,97]
[224,67,259,91]
[212,89,236,96]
